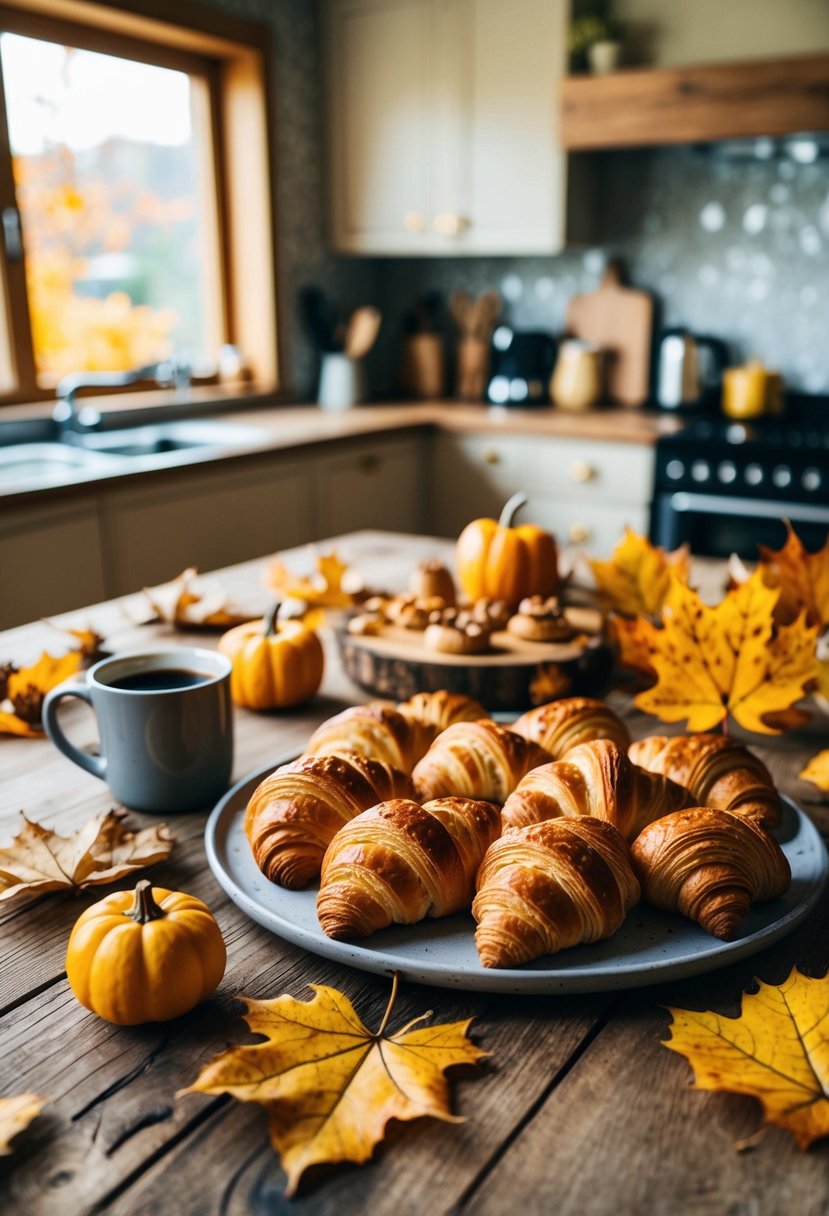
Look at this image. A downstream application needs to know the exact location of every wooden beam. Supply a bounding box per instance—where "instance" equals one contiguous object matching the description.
[560,53,829,150]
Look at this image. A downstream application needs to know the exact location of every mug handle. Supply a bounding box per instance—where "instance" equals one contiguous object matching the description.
[42,682,106,781]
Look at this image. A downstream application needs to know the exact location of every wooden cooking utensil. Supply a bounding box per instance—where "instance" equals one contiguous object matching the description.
[565,260,654,407]
[344,306,382,360]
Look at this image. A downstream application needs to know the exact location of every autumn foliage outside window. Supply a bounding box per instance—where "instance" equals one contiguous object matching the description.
[0,32,223,381]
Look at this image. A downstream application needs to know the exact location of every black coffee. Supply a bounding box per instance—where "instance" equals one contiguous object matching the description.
[111,668,211,692]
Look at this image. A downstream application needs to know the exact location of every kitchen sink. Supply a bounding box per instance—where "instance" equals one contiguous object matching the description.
[0,419,269,492]
[72,420,268,458]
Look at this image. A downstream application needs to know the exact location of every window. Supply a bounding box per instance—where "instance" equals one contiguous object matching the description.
[0,1,277,405]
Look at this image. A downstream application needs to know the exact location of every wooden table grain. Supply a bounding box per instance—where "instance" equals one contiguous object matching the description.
[2,531,829,1216]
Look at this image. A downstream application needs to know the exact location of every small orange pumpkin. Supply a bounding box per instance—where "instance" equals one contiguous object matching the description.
[65,880,226,1025]
[456,492,558,606]
[218,604,324,710]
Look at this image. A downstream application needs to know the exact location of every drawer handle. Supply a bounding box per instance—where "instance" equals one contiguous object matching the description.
[569,522,591,544]
[359,453,381,473]
[482,448,501,466]
[433,212,470,237]
[403,211,425,233]
[569,460,596,483]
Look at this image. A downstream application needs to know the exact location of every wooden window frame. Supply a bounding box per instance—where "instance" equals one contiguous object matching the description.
[0,0,280,407]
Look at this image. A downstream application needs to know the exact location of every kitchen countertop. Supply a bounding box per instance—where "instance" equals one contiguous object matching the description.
[0,397,684,507]
[1,530,828,1215]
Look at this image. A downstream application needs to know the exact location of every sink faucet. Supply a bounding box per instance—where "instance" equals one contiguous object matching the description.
[53,357,191,436]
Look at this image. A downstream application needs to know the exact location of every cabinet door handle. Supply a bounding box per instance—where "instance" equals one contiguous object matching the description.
[358,453,381,473]
[569,460,597,483]
[432,213,470,237]
[403,211,425,233]
[482,448,501,465]
[569,521,591,544]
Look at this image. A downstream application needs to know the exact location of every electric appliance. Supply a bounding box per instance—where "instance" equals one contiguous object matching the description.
[655,329,729,411]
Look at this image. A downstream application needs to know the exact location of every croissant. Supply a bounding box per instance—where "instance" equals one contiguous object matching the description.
[630,807,791,940]
[317,796,501,939]
[628,734,782,830]
[304,702,434,773]
[472,818,640,968]
[412,720,551,804]
[511,697,630,758]
[244,752,412,889]
[501,739,693,841]
[397,690,489,733]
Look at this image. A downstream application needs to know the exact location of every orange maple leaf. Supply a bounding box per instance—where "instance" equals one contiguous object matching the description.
[757,522,829,628]
[589,527,689,618]
[0,650,82,735]
[635,570,818,734]
[800,749,829,794]
[266,549,354,613]
[665,968,829,1149]
[183,975,485,1195]
[611,614,661,682]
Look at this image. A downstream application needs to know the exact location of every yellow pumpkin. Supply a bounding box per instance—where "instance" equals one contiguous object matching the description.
[65,880,226,1026]
[456,492,558,606]
[217,604,324,710]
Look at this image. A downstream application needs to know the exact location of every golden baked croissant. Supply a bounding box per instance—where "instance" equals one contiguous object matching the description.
[473,817,640,968]
[511,697,631,758]
[501,739,693,841]
[630,807,791,940]
[397,690,489,733]
[245,752,412,890]
[304,702,434,773]
[317,796,501,939]
[411,720,551,804]
[628,734,782,830]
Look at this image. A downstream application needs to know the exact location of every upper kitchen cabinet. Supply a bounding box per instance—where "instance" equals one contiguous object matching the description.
[323,0,590,255]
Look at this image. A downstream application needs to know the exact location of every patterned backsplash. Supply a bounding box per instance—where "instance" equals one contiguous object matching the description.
[210,0,829,400]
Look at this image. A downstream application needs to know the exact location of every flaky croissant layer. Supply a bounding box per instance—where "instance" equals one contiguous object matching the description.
[628,734,782,831]
[412,720,551,804]
[317,796,502,940]
[245,752,412,889]
[473,817,641,968]
[512,697,631,759]
[502,739,693,841]
[630,806,791,940]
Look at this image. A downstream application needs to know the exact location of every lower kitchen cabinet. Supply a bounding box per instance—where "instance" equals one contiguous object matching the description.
[313,436,426,537]
[103,456,316,595]
[429,432,655,555]
[0,500,106,630]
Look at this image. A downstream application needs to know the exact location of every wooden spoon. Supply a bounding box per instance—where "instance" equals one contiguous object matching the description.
[344,306,382,359]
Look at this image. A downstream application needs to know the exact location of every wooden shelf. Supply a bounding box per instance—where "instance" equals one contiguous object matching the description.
[560,53,829,150]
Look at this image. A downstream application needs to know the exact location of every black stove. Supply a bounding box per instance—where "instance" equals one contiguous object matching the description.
[652,397,829,558]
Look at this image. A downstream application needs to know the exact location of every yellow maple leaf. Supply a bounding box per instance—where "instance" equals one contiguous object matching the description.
[589,527,689,618]
[800,750,829,794]
[266,549,354,611]
[0,1093,47,1155]
[0,811,174,906]
[611,614,660,681]
[0,649,82,735]
[183,975,486,1195]
[142,568,254,629]
[665,969,829,1149]
[758,522,829,628]
[635,570,819,734]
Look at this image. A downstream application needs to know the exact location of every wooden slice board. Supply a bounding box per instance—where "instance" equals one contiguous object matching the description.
[565,261,654,407]
[335,607,612,711]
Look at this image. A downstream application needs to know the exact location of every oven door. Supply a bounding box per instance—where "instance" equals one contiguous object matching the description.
[652,491,829,558]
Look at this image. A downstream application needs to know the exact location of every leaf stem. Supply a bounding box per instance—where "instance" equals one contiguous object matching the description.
[376,972,400,1037]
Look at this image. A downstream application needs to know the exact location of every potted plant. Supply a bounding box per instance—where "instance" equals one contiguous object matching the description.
[568,12,624,75]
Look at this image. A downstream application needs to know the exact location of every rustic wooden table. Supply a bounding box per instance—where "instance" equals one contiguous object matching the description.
[2,531,829,1216]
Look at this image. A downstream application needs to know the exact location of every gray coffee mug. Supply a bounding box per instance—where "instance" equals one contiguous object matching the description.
[42,647,233,813]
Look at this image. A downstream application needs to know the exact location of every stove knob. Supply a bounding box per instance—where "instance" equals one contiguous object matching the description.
[745,463,764,486]
[772,465,792,489]
[666,459,685,481]
[691,460,710,483]
[803,467,822,492]
[717,461,737,484]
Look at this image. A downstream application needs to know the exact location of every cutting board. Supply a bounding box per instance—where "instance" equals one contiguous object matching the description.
[565,261,654,407]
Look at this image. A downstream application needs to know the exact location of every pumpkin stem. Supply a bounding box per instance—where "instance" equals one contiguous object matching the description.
[127,879,166,924]
[498,492,528,528]
[263,603,281,637]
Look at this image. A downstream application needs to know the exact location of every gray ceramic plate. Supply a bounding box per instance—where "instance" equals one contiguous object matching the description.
[205,755,828,994]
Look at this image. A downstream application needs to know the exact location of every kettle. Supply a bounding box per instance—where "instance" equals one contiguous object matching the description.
[655,329,729,410]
